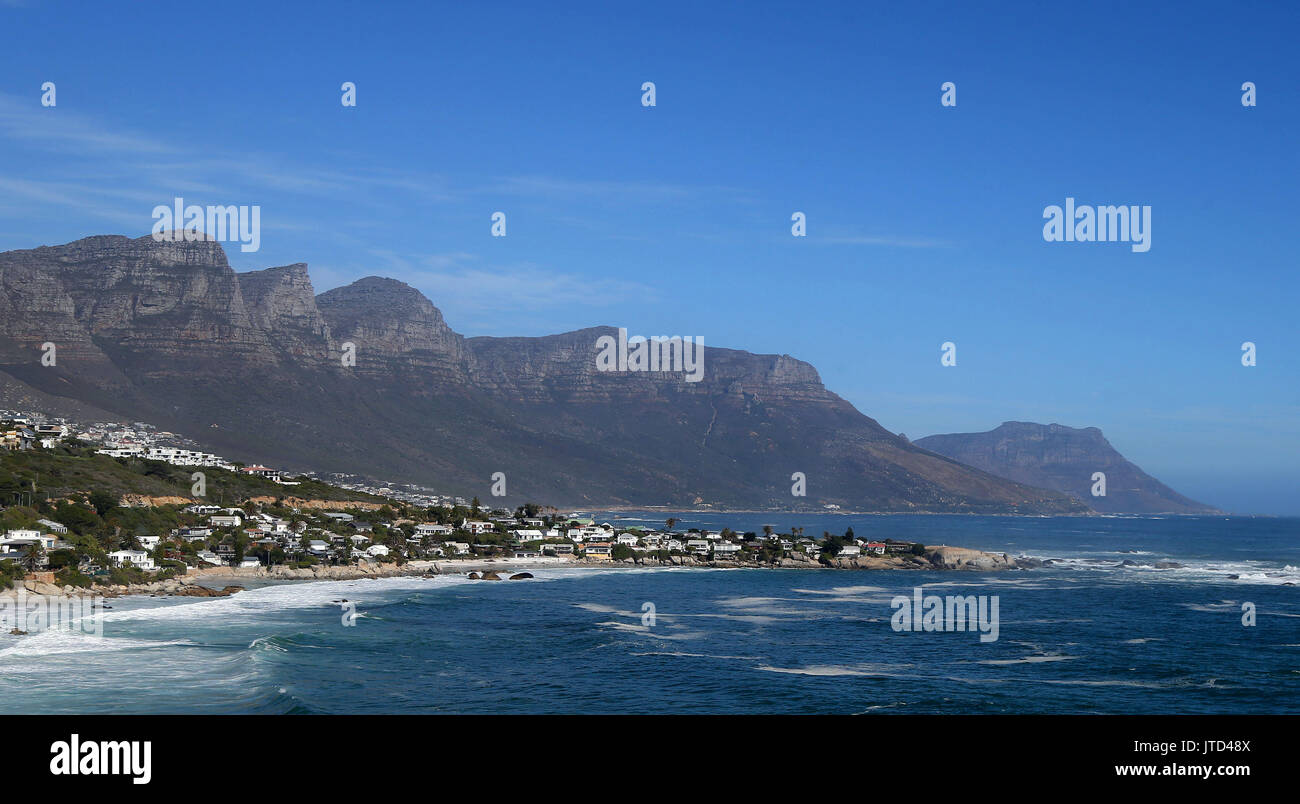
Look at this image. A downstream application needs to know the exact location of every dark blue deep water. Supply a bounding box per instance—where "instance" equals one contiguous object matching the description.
[2,514,1296,714]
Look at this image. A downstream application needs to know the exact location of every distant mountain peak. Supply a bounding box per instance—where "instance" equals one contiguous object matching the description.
[916,422,1219,514]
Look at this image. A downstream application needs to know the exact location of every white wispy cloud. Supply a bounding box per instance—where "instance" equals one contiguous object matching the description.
[0,177,144,226]
[315,250,658,333]
[817,235,952,248]
[485,174,752,203]
[0,94,176,156]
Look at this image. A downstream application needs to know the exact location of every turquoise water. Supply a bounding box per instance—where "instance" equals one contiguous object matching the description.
[1,515,1296,714]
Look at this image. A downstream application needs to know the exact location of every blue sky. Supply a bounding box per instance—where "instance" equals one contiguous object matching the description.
[1,0,1297,513]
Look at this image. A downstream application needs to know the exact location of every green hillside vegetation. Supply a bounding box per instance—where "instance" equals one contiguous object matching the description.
[0,440,386,506]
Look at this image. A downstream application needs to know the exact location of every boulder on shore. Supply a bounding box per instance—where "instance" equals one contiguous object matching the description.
[173,585,244,597]
[925,546,1016,571]
[481,571,502,581]
[508,572,534,580]
[23,580,64,596]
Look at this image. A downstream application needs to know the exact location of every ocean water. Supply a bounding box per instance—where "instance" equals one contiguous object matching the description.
[1,514,1297,714]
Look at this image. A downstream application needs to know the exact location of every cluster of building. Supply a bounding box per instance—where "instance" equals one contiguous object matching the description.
[2,411,182,453]
[2,519,165,572]
[3,495,921,582]
[0,409,306,485]
[1,410,469,503]
[468,515,916,562]
[170,505,480,568]
[308,473,465,509]
[1,418,69,450]
[1,519,72,562]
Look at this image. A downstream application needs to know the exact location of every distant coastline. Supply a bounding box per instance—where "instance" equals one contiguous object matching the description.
[587,505,1249,518]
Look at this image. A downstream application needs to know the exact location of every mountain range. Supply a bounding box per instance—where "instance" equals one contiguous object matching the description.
[0,234,1193,514]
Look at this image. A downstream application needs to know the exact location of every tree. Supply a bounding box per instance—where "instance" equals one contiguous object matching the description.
[88,490,117,518]
[821,533,845,557]
[21,541,45,572]
[232,532,248,564]
[45,548,78,570]
[665,518,678,531]
[54,499,98,533]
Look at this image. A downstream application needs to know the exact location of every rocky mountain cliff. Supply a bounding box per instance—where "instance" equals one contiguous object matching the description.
[0,234,1089,512]
[915,422,1218,514]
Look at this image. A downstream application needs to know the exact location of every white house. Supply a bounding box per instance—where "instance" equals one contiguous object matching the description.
[209,515,242,528]
[37,519,68,535]
[1,532,56,550]
[365,544,390,557]
[109,550,156,570]
[138,535,161,550]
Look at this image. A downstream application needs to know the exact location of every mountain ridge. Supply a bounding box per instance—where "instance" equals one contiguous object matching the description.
[0,234,1090,513]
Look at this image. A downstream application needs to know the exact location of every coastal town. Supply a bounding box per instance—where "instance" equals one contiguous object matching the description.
[1,408,1021,600]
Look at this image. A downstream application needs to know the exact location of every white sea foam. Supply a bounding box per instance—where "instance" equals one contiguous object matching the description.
[978,654,1078,665]
[791,585,890,596]
[754,663,1219,690]
[99,574,476,624]
[0,629,197,659]
[576,600,786,626]
[756,663,916,677]
[1036,554,1300,586]
[629,651,761,660]
[595,620,705,640]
